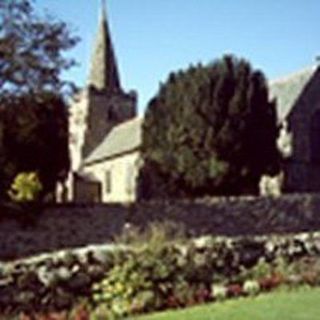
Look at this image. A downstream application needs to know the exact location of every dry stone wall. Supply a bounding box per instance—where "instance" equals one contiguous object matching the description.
[0,204,127,260]
[1,194,320,260]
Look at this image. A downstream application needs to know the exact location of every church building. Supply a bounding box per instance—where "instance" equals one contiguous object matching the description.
[67,2,139,202]
[270,65,320,192]
[66,2,320,203]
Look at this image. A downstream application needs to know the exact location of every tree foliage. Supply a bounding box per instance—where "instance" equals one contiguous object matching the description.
[0,0,78,103]
[139,55,279,199]
[0,92,70,199]
[8,171,42,202]
[0,0,76,199]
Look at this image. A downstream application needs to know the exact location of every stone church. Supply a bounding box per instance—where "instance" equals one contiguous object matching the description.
[270,65,320,192]
[66,2,320,203]
[67,2,139,202]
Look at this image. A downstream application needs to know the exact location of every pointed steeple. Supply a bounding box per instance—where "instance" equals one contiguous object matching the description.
[88,0,121,91]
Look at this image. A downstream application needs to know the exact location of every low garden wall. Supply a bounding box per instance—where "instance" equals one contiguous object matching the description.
[1,193,320,260]
[0,232,320,315]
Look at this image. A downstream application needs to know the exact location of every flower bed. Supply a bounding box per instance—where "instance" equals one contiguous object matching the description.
[90,234,320,318]
[1,232,320,318]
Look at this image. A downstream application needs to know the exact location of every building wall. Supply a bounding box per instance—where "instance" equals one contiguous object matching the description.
[69,88,137,170]
[69,90,90,172]
[82,87,137,158]
[285,70,320,192]
[68,87,137,201]
[83,151,140,203]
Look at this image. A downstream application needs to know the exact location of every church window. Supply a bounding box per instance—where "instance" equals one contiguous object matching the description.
[310,110,320,164]
[126,164,135,195]
[105,170,112,194]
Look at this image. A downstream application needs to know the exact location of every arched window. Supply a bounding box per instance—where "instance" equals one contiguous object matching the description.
[310,110,320,164]
[105,170,112,194]
[126,164,136,195]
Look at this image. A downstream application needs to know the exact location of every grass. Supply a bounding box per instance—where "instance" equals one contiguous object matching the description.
[134,287,320,320]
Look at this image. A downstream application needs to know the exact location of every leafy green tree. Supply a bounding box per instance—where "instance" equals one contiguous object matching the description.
[0,0,78,103]
[0,92,70,199]
[0,0,76,199]
[139,55,279,199]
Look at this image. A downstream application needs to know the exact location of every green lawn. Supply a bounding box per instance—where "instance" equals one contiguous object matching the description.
[134,288,320,320]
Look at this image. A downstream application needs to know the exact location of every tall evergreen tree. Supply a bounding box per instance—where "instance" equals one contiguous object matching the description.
[139,55,279,199]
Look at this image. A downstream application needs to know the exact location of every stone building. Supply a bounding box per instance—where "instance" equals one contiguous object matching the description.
[82,117,142,202]
[270,65,320,192]
[67,2,320,203]
[67,2,137,201]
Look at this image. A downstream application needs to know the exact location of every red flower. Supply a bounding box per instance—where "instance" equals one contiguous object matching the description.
[195,288,211,303]
[259,273,283,291]
[167,295,180,308]
[227,284,243,297]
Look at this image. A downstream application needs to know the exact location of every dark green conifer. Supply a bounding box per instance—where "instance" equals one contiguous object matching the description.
[139,55,279,199]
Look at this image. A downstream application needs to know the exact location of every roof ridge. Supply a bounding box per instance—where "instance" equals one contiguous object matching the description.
[113,116,143,130]
[270,65,317,86]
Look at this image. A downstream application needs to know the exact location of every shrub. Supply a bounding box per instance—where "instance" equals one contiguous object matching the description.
[115,220,187,248]
[8,172,42,202]
[92,244,187,318]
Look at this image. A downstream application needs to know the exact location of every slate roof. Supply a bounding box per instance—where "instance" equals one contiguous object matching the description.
[88,1,121,91]
[84,117,143,165]
[269,65,317,120]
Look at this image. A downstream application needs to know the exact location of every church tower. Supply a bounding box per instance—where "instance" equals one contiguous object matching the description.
[68,1,137,200]
[88,0,121,91]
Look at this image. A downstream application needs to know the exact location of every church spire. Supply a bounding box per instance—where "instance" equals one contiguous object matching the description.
[88,0,121,91]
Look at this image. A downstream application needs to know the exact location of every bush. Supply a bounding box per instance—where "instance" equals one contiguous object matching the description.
[92,244,189,318]
[115,220,187,248]
[8,172,42,202]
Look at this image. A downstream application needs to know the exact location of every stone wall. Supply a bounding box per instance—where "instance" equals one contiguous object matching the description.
[0,204,127,260]
[1,232,320,314]
[1,194,320,260]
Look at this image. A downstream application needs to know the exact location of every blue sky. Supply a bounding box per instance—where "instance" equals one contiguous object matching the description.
[38,0,320,114]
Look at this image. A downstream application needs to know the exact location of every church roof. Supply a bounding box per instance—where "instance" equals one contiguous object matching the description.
[84,117,143,166]
[88,1,121,91]
[269,65,318,120]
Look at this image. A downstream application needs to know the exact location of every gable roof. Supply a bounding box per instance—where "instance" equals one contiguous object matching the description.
[269,65,318,120]
[84,117,143,166]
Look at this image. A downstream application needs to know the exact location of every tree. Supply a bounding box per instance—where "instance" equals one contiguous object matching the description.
[139,55,279,199]
[0,0,77,199]
[0,0,78,103]
[0,92,70,199]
